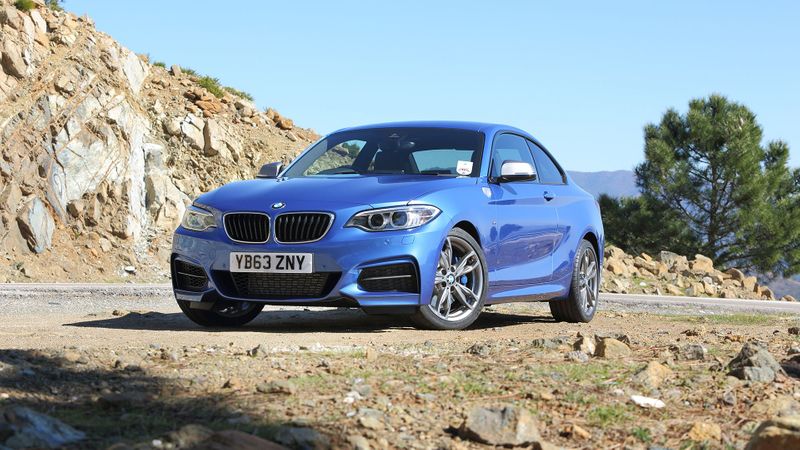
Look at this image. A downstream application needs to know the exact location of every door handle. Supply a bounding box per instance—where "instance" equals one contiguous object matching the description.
[543,191,555,201]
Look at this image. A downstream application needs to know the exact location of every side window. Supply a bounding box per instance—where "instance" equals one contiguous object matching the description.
[491,134,537,180]
[304,140,366,175]
[527,141,565,184]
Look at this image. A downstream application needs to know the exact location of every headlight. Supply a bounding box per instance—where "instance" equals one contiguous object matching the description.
[181,206,216,231]
[346,205,440,231]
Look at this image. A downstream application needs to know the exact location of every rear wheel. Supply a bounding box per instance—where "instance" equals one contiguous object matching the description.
[177,300,264,327]
[411,228,488,330]
[549,239,599,323]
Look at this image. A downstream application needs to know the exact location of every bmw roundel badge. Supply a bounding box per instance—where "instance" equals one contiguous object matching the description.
[271,202,286,209]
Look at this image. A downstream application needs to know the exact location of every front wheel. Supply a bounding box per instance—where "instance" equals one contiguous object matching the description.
[411,228,488,330]
[177,299,264,327]
[549,239,599,323]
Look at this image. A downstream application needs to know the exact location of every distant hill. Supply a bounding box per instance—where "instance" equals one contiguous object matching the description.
[768,275,800,300]
[568,170,639,198]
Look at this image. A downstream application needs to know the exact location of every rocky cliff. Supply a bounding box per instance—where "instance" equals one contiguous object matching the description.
[0,0,315,281]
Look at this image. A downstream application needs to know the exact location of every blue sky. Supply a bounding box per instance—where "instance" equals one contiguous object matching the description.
[65,1,799,172]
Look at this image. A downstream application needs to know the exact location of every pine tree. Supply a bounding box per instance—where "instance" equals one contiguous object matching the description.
[635,94,800,275]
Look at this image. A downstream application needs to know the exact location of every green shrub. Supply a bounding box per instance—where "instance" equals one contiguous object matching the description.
[198,76,224,98]
[153,61,166,68]
[180,66,198,77]
[14,0,36,11]
[46,0,62,11]
[223,86,254,101]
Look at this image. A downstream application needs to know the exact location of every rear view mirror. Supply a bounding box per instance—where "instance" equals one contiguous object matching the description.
[498,161,537,182]
[257,162,283,179]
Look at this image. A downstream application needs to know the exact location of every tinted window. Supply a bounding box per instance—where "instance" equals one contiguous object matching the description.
[491,134,537,180]
[527,141,564,184]
[283,128,484,178]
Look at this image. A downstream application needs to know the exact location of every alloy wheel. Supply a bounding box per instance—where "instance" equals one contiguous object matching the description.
[578,247,598,312]
[428,235,484,322]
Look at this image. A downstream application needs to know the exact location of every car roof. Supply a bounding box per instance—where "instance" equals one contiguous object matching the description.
[331,121,532,137]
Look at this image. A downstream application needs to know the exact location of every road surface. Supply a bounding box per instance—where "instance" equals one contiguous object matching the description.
[0,283,797,350]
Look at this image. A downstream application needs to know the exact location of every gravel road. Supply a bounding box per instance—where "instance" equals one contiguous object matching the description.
[1,283,798,350]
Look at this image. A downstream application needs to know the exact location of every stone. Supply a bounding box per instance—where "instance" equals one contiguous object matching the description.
[459,405,546,447]
[605,258,629,276]
[604,245,626,259]
[272,426,330,450]
[180,114,206,150]
[16,197,55,253]
[164,424,214,448]
[630,395,665,409]
[357,408,384,430]
[1,40,27,78]
[347,435,371,450]
[660,250,689,272]
[782,295,797,302]
[752,396,800,417]
[632,361,673,389]
[691,254,715,274]
[191,430,287,450]
[66,199,84,218]
[565,351,589,363]
[742,276,758,292]
[727,341,785,382]
[466,342,491,356]
[170,64,182,76]
[682,344,708,361]
[790,327,800,335]
[573,336,595,356]
[276,117,294,130]
[196,99,223,115]
[256,380,296,395]
[596,338,631,358]
[726,268,745,281]
[0,406,85,448]
[666,284,683,296]
[687,422,721,442]
[745,416,800,450]
[758,286,775,300]
[203,119,232,158]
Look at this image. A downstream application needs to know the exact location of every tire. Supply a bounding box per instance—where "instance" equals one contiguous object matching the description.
[177,299,264,327]
[411,228,488,330]
[549,239,599,323]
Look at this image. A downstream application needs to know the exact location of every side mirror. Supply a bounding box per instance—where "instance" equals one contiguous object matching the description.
[257,162,283,179]
[498,161,537,182]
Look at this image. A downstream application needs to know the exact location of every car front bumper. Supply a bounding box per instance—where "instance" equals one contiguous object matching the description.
[171,219,448,312]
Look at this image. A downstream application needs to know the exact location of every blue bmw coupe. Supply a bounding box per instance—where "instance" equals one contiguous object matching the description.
[171,121,603,330]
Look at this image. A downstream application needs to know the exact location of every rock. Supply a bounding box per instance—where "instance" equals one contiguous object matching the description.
[0,406,86,448]
[605,245,626,259]
[632,361,673,389]
[66,199,84,218]
[466,342,491,356]
[605,258,629,276]
[256,380,296,395]
[191,430,287,450]
[565,351,589,363]
[665,284,683,296]
[164,424,214,448]
[630,395,665,409]
[275,117,294,130]
[459,405,547,447]
[596,338,631,358]
[789,327,800,335]
[660,250,689,272]
[357,408,384,430]
[687,422,721,442]
[181,113,206,150]
[745,416,800,450]
[170,64,182,76]
[727,341,785,382]
[16,197,55,253]
[196,99,223,115]
[347,435,371,450]
[758,286,775,300]
[682,344,708,361]
[691,254,715,274]
[272,426,330,450]
[726,268,745,281]
[742,276,758,292]
[752,396,800,417]
[1,40,27,78]
[572,336,595,355]
[782,295,797,302]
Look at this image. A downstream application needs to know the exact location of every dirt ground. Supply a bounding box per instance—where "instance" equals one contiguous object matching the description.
[1,287,800,449]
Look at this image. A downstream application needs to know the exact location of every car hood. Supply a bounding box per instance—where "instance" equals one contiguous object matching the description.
[195,175,476,212]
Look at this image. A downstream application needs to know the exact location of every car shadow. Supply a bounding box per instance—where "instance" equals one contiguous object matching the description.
[65,308,555,333]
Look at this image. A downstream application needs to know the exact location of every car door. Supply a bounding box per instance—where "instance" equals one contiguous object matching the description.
[489,133,560,289]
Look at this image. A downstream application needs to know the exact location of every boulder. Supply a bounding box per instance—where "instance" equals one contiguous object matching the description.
[742,276,758,292]
[170,64,182,76]
[727,341,785,382]
[782,295,797,303]
[726,268,746,281]
[660,250,689,272]
[746,416,800,450]
[0,406,86,448]
[16,197,55,253]
[752,396,800,417]
[632,361,673,389]
[596,338,631,358]
[180,114,206,149]
[1,40,27,78]
[606,258,629,276]
[690,254,715,275]
[687,422,721,442]
[573,336,596,356]
[191,430,287,450]
[203,119,232,159]
[459,405,547,447]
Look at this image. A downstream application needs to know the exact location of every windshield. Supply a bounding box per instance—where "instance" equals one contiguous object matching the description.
[282,127,485,178]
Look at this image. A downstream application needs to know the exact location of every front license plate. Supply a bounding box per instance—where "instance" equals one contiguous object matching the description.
[229,252,313,273]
